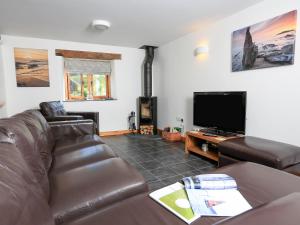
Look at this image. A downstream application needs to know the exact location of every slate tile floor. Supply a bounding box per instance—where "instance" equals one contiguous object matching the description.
[102,134,217,191]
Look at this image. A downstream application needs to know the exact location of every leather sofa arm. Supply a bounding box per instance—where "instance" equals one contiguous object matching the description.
[48,119,96,140]
[67,111,98,116]
[44,115,83,122]
[67,111,99,131]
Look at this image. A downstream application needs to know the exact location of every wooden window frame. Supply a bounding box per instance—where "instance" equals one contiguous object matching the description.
[92,74,111,100]
[65,73,111,100]
[65,73,85,100]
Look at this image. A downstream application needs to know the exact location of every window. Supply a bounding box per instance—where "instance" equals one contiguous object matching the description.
[65,73,110,100]
[64,59,111,100]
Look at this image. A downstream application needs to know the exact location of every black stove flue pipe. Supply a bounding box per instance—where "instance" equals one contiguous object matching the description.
[140,45,157,97]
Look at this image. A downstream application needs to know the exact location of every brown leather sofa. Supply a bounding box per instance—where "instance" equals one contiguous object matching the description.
[0,109,147,225]
[40,101,100,133]
[1,110,300,225]
[218,136,300,175]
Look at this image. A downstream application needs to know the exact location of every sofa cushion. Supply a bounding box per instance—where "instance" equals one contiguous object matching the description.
[40,101,67,117]
[65,162,300,225]
[54,134,104,155]
[49,158,148,224]
[0,141,54,225]
[219,136,300,169]
[51,144,117,173]
[214,193,300,225]
[0,118,50,199]
[14,110,55,170]
[215,162,300,206]
[64,194,187,225]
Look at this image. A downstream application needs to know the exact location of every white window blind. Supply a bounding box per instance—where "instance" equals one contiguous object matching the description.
[65,58,111,74]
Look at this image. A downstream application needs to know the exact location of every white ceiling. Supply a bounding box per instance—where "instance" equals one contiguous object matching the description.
[0,0,264,48]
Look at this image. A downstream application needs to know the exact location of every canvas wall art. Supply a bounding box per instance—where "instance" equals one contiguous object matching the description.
[232,10,297,72]
[14,48,49,87]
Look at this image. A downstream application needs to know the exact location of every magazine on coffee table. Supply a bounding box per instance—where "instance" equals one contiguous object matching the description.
[182,174,252,217]
[149,182,200,224]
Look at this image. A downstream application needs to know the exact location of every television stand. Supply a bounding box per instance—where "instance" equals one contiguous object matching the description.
[185,131,241,162]
[200,128,238,137]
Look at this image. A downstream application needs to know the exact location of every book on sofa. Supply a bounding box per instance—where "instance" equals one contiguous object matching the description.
[150,174,252,224]
[182,174,252,217]
[149,182,200,224]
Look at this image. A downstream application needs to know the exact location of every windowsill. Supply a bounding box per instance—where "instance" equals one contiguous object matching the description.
[63,98,117,102]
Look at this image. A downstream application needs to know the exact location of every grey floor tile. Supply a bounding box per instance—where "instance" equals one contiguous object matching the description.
[139,170,160,183]
[148,181,167,191]
[103,134,217,190]
[147,150,172,159]
[149,167,178,179]
[139,147,159,154]
[132,154,155,163]
[180,169,205,178]
[169,162,196,175]
[139,160,163,170]
[159,155,181,166]
[160,175,183,186]
[198,167,216,174]
[188,159,217,170]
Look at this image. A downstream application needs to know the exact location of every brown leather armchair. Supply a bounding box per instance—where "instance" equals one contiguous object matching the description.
[39,101,99,133]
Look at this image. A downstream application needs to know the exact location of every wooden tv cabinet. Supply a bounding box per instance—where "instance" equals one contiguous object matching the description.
[185,131,241,162]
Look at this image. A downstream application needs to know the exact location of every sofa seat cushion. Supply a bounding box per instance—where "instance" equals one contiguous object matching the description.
[65,194,189,225]
[49,158,148,224]
[215,162,300,207]
[54,134,105,155]
[66,162,300,225]
[219,136,300,169]
[214,193,300,225]
[51,144,117,173]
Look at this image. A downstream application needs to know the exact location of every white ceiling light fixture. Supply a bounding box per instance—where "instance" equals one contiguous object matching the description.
[92,20,111,30]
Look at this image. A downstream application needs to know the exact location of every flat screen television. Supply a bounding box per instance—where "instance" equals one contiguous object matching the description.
[193,92,246,134]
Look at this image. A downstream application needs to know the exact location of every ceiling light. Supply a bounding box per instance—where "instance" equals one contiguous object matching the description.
[92,20,111,30]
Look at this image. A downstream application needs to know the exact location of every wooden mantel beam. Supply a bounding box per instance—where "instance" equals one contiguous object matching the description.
[55,49,122,60]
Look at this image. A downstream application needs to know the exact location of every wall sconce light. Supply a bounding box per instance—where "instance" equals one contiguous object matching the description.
[194,46,209,56]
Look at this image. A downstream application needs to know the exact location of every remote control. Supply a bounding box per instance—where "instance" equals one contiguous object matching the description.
[203,133,218,137]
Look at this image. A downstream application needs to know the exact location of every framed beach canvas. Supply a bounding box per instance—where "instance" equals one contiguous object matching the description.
[232,10,297,72]
[14,48,50,87]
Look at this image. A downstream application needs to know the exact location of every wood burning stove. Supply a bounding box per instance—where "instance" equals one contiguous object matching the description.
[138,97,157,134]
[138,45,158,135]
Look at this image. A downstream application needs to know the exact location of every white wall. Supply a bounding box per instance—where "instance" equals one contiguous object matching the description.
[0,35,144,132]
[154,0,300,146]
[0,45,7,117]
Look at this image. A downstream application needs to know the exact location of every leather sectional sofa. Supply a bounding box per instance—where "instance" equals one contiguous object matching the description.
[1,109,300,225]
[0,109,147,225]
